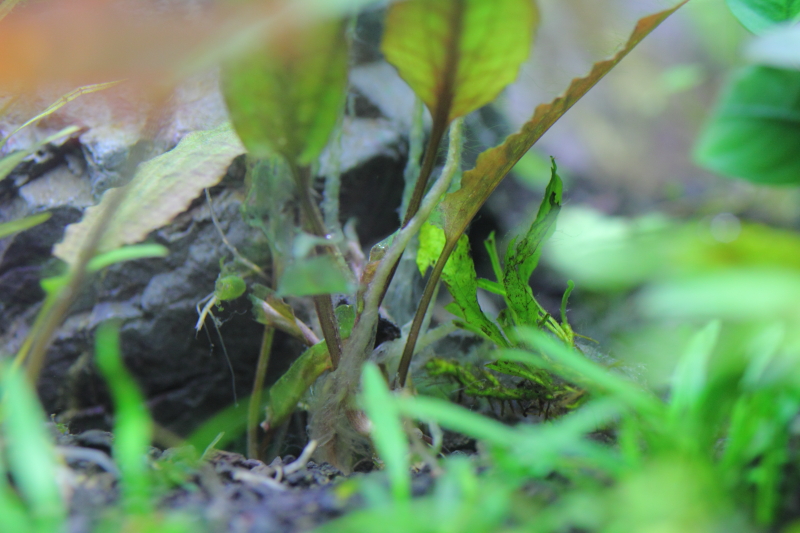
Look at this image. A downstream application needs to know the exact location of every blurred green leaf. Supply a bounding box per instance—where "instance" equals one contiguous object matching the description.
[382,0,537,124]
[54,123,244,265]
[0,212,50,240]
[694,66,800,185]
[726,0,800,33]
[360,363,410,502]
[0,126,81,183]
[277,255,353,297]
[95,321,153,514]
[223,19,348,165]
[668,321,720,423]
[41,244,169,296]
[509,328,664,419]
[638,268,800,322]
[1,365,66,530]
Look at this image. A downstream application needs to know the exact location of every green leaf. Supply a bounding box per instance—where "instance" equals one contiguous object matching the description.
[668,321,720,422]
[222,19,348,165]
[0,212,50,240]
[418,222,508,346]
[277,255,354,297]
[726,0,800,33]
[360,363,410,502]
[94,321,153,514]
[443,234,509,347]
[0,365,66,530]
[436,2,688,247]
[382,0,537,124]
[694,66,800,185]
[0,125,81,183]
[262,306,355,431]
[53,123,244,265]
[502,161,562,326]
[214,274,246,301]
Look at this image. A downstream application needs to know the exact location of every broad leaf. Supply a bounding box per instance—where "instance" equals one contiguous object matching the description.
[277,255,354,297]
[437,1,688,245]
[53,123,244,265]
[726,0,800,34]
[222,19,348,165]
[502,163,562,326]
[694,66,800,185]
[382,0,537,124]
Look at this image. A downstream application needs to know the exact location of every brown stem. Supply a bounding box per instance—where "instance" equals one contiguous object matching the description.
[397,236,458,387]
[401,116,449,228]
[289,162,342,369]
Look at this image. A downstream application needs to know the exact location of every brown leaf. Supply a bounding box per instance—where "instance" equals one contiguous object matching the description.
[439,1,689,243]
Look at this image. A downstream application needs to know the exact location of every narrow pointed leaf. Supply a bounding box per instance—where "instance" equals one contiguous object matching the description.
[0,212,50,240]
[502,163,562,326]
[437,1,688,244]
[382,0,537,123]
[360,363,411,502]
[223,20,348,165]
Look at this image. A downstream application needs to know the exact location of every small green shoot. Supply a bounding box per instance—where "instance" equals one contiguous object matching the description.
[94,321,153,515]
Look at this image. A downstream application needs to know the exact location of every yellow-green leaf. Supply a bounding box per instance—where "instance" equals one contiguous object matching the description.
[222,20,348,165]
[53,123,244,265]
[382,0,537,124]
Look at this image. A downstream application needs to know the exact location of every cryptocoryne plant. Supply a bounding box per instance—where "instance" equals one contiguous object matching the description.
[216,0,690,468]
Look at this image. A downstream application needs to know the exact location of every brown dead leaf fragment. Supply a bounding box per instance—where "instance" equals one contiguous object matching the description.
[439,0,690,243]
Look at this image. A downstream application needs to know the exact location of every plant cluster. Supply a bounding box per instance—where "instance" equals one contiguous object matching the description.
[1,0,800,531]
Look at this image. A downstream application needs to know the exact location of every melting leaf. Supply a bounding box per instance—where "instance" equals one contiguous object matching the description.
[53,123,244,265]
[437,1,688,244]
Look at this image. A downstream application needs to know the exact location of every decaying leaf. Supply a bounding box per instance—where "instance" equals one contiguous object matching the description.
[53,123,245,265]
[438,1,689,244]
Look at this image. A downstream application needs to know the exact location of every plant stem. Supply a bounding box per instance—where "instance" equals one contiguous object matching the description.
[401,114,449,228]
[289,162,342,369]
[248,325,274,459]
[397,237,457,387]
